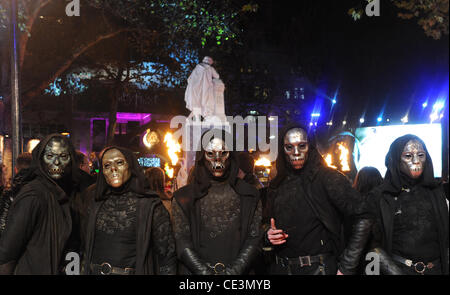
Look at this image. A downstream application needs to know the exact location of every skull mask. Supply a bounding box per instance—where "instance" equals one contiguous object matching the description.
[284,128,309,170]
[400,139,426,179]
[102,148,131,188]
[204,137,230,178]
[42,138,72,180]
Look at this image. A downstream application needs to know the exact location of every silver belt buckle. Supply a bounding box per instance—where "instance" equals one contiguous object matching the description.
[299,256,311,267]
[100,262,112,275]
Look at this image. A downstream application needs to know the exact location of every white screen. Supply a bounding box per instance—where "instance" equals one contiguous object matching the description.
[355,124,442,178]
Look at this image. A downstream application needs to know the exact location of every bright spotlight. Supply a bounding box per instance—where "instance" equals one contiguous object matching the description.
[422,102,428,108]
[377,117,382,122]
[401,115,408,123]
[359,118,365,123]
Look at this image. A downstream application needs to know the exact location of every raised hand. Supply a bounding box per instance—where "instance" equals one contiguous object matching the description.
[267,218,288,245]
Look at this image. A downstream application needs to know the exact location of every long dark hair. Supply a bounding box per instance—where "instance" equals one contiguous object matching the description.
[353,166,383,195]
[145,167,165,193]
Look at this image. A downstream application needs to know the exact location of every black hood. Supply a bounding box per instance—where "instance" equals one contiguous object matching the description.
[192,129,240,198]
[270,123,326,189]
[382,134,437,193]
[94,146,155,201]
[28,133,80,191]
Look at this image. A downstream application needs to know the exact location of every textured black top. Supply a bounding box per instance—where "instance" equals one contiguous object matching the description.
[392,186,440,262]
[92,191,138,268]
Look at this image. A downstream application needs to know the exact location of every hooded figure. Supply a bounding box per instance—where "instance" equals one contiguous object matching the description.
[172,129,262,275]
[368,134,449,275]
[81,146,176,275]
[265,123,373,275]
[0,134,91,274]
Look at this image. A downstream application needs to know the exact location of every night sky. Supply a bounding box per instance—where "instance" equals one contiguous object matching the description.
[240,0,448,125]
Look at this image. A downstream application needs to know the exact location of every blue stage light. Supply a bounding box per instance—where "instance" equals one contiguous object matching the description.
[377,117,382,122]
[311,113,321,117]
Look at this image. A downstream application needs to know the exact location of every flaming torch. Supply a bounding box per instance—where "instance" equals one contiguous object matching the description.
[325,154,337,169]
[337,142,350,172]
[164,132,181,192]
[254,156,272,186]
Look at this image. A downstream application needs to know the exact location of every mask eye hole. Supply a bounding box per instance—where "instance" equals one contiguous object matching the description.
[46,154,53,160]
[103,163,111,170]
[403,153,412,159]
[418,153,425,159]
[221,151,228,157]
[206,151,214,157]
[117,160,124,166]
[299,143,307,150]
[285,145,292,151]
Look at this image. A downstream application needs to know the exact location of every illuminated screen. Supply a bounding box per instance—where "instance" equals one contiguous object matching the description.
[355,124,442,178]
[138,157,161,168]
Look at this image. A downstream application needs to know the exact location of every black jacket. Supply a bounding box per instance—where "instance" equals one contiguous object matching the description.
[0,134,89,275]
[368,134,449,274]
[81,146,176,275]
[266,123,373,274]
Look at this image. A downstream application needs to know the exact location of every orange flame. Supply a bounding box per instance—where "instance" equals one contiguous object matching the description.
[325,154,337,169]
[164,162,174,179]
[254,157,272,167]
[337,143,350,172]
[164,132,181,166]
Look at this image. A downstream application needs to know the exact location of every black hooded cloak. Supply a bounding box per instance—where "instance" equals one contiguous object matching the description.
[172,129,263,275]
[368,134,449,274]
[0,134,91,274]
[81,146,176,275]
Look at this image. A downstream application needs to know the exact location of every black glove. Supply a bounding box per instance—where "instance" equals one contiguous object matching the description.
[339,218,374,275]
[370,248,404,275]
[225,245,260,275]
[180,248,214,275]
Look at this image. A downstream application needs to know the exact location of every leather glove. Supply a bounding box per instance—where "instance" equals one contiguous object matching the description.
[180,248,214,275]
[339,218,374,275]
[225,245,260,275]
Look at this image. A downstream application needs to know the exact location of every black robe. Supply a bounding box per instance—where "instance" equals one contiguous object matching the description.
[0,134,90,274]
[172,130,263,275]
[368,134,449,275]
[81,146,176,275]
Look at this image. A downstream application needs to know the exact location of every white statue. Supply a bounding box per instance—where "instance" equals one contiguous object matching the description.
[184,56,225,121]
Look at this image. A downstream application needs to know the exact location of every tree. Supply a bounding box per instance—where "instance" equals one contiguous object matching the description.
[348,0,449,39]
[0,0,256,184]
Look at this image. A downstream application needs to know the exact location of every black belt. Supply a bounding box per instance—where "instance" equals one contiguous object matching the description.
[391,254,438,275]
[275,253,330,268]
[90,263,135,275]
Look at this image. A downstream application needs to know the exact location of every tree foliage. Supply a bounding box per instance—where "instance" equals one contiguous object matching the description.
[348,0,449,39]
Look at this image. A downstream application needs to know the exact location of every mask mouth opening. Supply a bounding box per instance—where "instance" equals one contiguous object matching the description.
[49,167,63,175]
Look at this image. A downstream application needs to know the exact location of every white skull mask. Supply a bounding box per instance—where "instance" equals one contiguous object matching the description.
[283,128,309,170]
[400,139,426,179]
[204,137,230,178]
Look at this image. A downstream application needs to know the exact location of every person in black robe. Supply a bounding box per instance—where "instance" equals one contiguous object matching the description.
[81,146,176,275]
[0,134,91,274]
[368,134,448,275]
[265,124,373,275]
[172,129,263,275]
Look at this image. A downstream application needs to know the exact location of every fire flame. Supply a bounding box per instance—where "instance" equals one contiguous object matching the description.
[325,154,337,169]
[254,157,272,167]
[164,162,174,179]
[164,132,181,166]
[337,143,350,172]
